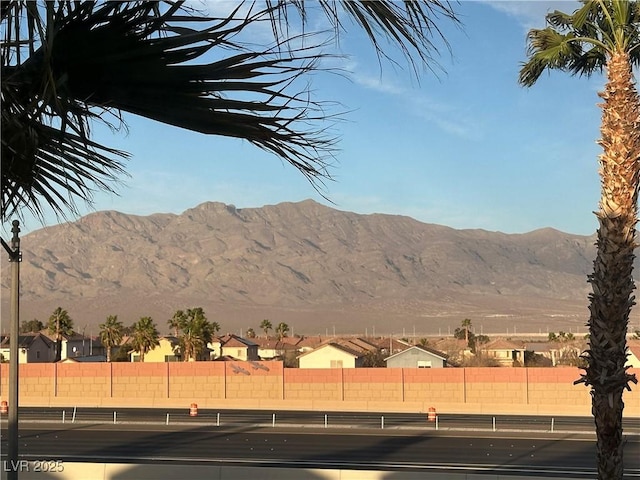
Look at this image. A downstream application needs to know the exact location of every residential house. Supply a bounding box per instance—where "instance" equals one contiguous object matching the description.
[374,337,412,358]
[209,334,259,361]
[252,337,300,360]
[60,333,104,360]
[432,338,472,366]
[524,341,583,367]
[0,333,54,363]
[385,345,448,368]
[295,335,324,354]
[130,336,181,362]
[479,339,528,366]
[627,339,640,368]
[298,337,379,369]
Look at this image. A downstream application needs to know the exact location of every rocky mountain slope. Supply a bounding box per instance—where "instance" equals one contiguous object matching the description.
[0,200,612,335]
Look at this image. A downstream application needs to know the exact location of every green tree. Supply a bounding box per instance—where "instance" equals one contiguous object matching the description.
[170,308,215,361]
[1,1,459,221]
[362,350,386,367]
[519,2,640,477]
[260,319,273,338]
[131,317,160,362]
[276,322,290,340]
[246,328,256,339]
[99,315,123,363]
[48,307,74,362]
[20,319,44,333]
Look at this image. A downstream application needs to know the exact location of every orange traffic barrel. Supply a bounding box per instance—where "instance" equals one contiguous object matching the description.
[0,401,7,414]
[427,406,436,422]
[190,403,198,417]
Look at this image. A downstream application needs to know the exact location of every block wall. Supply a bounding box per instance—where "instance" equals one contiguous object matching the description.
[112,363,167,399]
[224,361,283,400]
[342,368,403,402]
[0,363,638,416]
[403,368,465,404]
[283,368,343,401]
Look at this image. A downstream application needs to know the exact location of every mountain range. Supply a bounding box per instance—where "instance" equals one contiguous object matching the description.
[1,199,627,337]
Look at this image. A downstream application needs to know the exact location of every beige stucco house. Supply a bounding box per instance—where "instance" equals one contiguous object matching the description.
[298,343,365,368]
[479,339,527,366]
[209,334,259,361]
[131,336,180,362]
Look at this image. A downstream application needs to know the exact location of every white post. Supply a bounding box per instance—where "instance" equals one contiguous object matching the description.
[551,418,554,433]
[113,412,117,424]
[272,413,276,428]
[435,415,439,431]
[166,413,170,426]
[72,406,77,423]
[324,414,328,428]
[492,417,496,432]
[62,411,65,424]
[217,412,220,427]
[381,416,384,429]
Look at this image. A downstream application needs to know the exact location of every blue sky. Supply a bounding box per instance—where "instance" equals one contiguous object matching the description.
[12,1,607,237]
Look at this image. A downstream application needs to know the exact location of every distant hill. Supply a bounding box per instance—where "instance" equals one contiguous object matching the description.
[1,200,618,336]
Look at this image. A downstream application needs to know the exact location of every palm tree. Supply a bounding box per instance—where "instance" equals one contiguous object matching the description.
[260,319,273,338]
[276,322,290,340]
[99,315,123,363]
[168,310,186,337]
[48,307,74,362]
[210,321,221,337]
[1,1,459,222]
[131,316,160,362]
[461,318,473,346]
[519,2,640,478]
[171,307,215,361]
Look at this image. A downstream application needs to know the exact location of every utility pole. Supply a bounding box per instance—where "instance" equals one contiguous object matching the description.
[2,220,22,480]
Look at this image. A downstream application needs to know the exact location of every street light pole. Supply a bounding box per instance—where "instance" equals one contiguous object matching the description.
[2,220,22,480]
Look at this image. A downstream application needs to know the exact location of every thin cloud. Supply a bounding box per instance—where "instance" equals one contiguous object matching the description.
[481,1,582,31]
[346,66,481,140]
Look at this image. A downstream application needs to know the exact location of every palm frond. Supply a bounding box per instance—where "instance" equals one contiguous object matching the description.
[265,0,460,75]
[2,1,460,222]
[520,0,640,87]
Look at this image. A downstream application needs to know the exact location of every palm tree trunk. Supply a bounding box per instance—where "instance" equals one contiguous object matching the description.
[580,50,640,480]
[106,346,112,363]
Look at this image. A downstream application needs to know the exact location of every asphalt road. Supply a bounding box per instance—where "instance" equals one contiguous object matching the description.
[10,407,640,434]
[2,423,640,478]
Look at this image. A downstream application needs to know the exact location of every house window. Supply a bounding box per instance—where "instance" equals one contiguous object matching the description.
[36,351,40,359]
[330,360,343,368]
[237,349,242,357]
[417,360,432,368]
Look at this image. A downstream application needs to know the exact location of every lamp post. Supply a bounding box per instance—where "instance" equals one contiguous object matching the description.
[2,220,22,480]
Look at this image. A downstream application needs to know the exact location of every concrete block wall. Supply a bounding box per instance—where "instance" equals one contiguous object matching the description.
[0,363,638,416]
[224,362,283,400]
[169,362,224,400]
[283,368,343,401]
[343,368,403,402]
[464,368,529,405]
[403,368,465,404]
[56,363,111,398]
[112,363,167,399]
